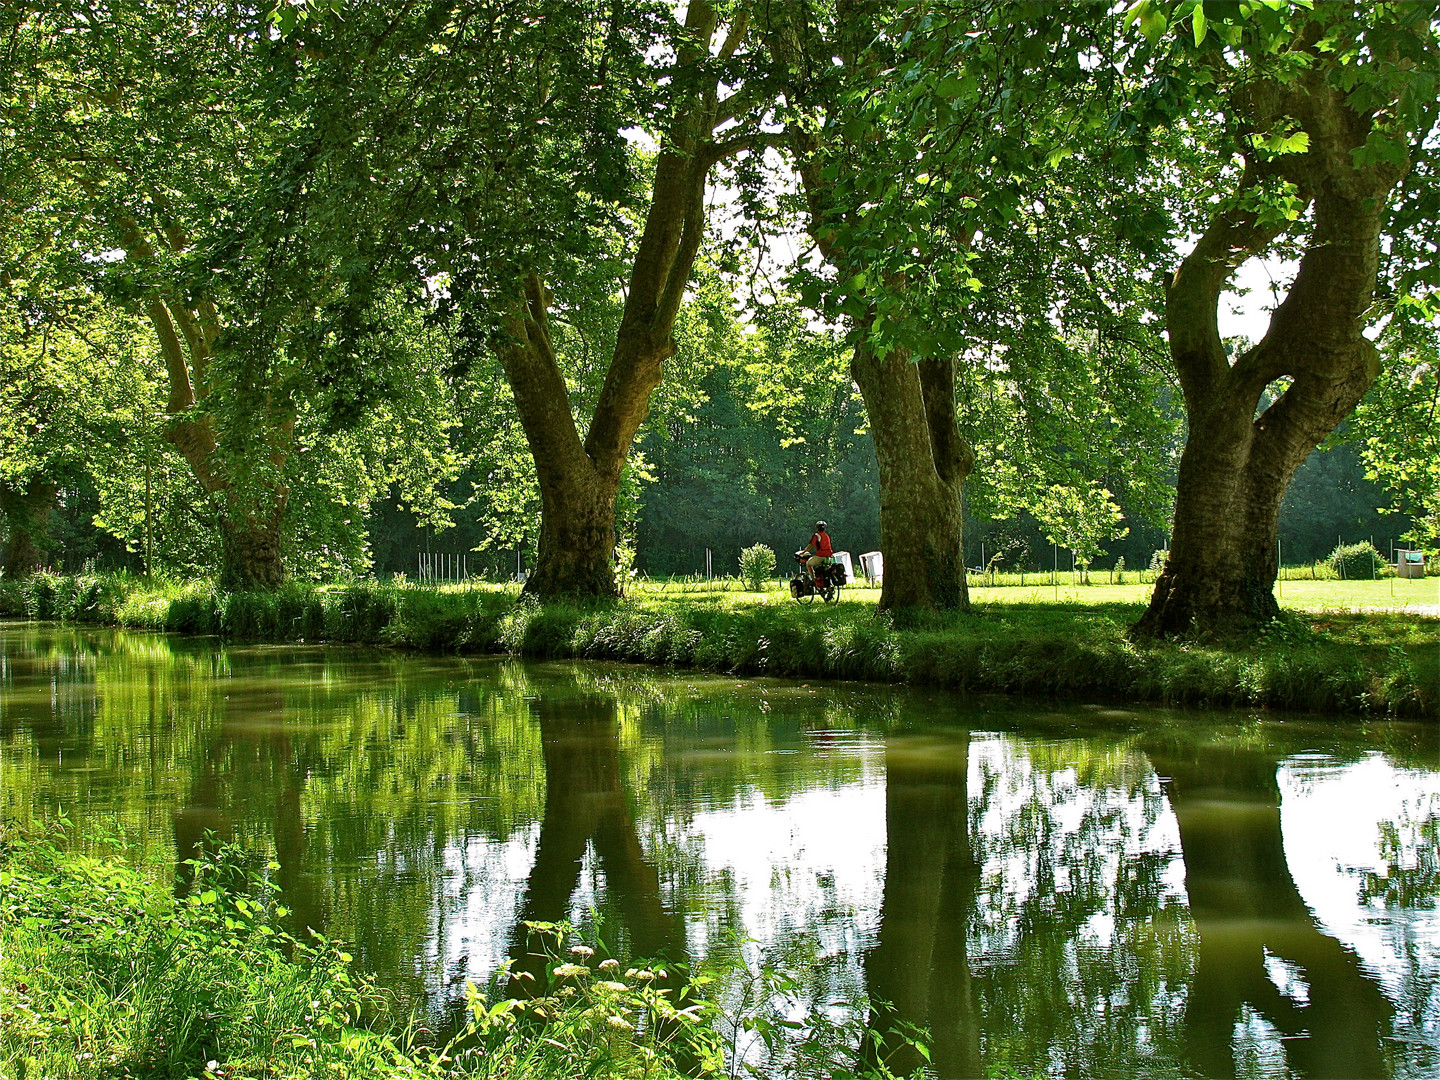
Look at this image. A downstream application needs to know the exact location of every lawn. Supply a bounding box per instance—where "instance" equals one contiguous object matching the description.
[630,574,1438,616]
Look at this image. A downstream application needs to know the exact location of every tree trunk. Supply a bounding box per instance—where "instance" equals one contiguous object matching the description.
[1138,401,1292,636]
[218,499,287,592]
[495,2,746,601]
[133,230,294,591]
[764,2,977,617]
[1135,54,1407,638]
[527,473,621,600]
[0,479,58,578]
[852,342,974,614]
[499,276,627,601]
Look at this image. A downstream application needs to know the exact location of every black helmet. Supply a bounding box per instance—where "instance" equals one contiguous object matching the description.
[815,520,827,530]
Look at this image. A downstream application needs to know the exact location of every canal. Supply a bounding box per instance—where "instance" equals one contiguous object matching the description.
[2,623,1436,1078]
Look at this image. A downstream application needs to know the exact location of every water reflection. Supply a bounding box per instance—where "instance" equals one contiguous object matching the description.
[2,623,1437,1080]
[510,693,687,991]
[1149,741,1395,1079]
[864,734,982,1079]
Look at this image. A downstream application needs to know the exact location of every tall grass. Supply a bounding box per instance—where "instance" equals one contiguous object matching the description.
[1,571,514,650]
[1,571,1432,716]
[0,820,729,1080]
[3,821,921,1080]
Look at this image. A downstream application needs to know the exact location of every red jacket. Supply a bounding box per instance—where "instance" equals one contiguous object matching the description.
[810,531,833,558]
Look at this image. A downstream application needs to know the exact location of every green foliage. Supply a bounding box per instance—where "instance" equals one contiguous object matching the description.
[1,820,400,1080]
[738,545,777,591]
[454,923,725,1079]
[1328,541,1386,579]
[16,568,130,621]
[1350,331,1439,548]
[0,824,722,1080]
[1032,484,1130,579]
[639,273,879,576]
[1279,561,1339,582]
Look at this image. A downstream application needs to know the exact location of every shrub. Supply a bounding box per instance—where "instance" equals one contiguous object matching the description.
[18,570,63,619]
[1113,556,1126,585]
[1328,541,1386,579]
[738,544,776,591]
[0,578,22,616]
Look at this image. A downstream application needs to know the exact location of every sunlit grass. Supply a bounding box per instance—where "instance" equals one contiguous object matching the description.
[631,576,1437,615]
[3,820,910,1080]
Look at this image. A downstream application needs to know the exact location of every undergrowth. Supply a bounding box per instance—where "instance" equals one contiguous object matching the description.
[0,820,922,1080]
[0,571,1433,717]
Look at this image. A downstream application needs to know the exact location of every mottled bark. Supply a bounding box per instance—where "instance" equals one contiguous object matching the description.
[1136,56,1409,638]
[766,6,975,614]
[1147,743,1393,1079]
[853,343,974,613]
[218,499,287,592]
[862,734,982,1080]
[501,2,749,601]
[500,275,626,600]
[0,478,58,578]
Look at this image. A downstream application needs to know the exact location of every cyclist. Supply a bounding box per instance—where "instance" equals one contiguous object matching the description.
[802,521,834,583]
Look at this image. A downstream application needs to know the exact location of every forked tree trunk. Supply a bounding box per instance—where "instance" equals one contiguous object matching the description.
[499,275,637,601]
[497,2,753,601]
[1135,61,1410,638]
[126,217,293,590]
[852,343,974,613]
[0,479,58,578]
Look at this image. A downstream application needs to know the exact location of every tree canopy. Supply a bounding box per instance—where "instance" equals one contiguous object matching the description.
[2,0,1433,630]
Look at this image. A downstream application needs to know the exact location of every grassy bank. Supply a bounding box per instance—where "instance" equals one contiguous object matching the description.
[0,820,724,1080]
[1,570,1434,717]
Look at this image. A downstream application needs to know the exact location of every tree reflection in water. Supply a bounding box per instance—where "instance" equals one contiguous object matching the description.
[1148,741,1394,1080]
[3,625,1435,1079]
[509,692,688,992]
[862,732,982,1079]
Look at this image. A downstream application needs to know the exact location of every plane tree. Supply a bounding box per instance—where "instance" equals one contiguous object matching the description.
[239,1,781,600]
[0,270,157,577]
[2,2,312,587]
[1126,0,1440,636]
[446,2,784,600]
[760,1,1177,613]
[2,1,631,587]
